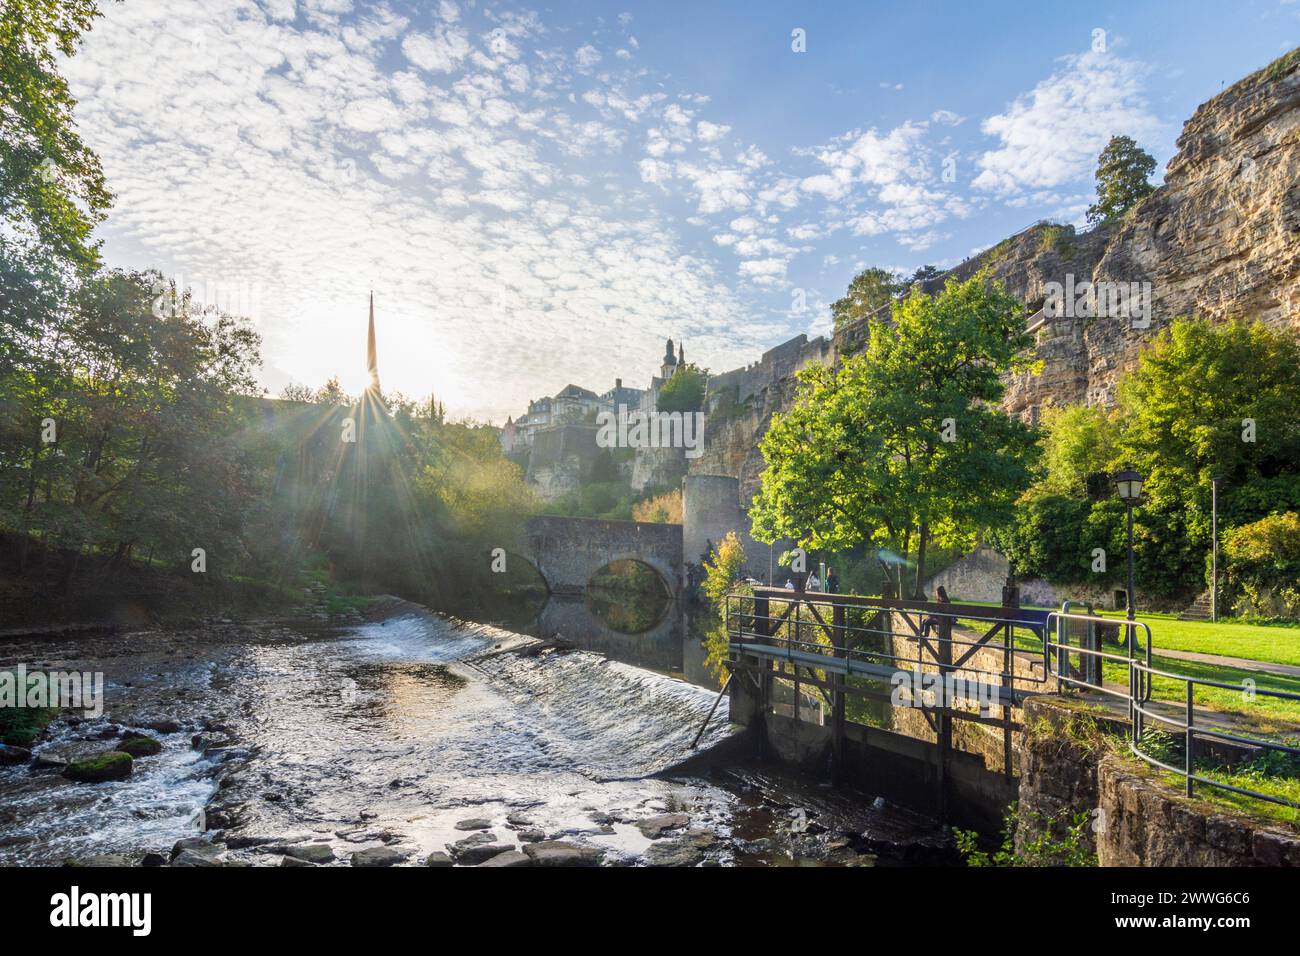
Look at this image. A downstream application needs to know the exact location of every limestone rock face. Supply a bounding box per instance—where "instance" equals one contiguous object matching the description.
[690,49,1300,502]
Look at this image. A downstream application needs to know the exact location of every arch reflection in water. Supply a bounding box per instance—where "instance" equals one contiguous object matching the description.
[584,558,671,634]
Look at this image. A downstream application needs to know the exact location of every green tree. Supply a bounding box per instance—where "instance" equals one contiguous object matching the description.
[0,0,111,270]
[1086,135,1156,225]
[656,362,706,414]
[751,274,1041,597]
[702,530,747,613]
[1038,404,1119,499]
[831,266,902,329]
[1117,318,1300,520]
[908,264,942,286]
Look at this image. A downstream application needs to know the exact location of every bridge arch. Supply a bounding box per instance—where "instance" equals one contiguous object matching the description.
[522,515,683,600]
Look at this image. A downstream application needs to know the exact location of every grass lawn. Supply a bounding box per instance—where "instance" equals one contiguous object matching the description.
[1101,655,1300,731]
[1094,609,1300,668]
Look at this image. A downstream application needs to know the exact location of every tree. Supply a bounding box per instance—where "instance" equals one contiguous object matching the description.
[1086,135,1156,225]
[1117,318,1300,520]
[751,274,1041,597]
[314,377,351,405]
[656,362,706,414]
[1038,404,1119,499]
[831,267,902,329]
[908,264,942,286]
[0,0,111,270]
[702,531,747,614]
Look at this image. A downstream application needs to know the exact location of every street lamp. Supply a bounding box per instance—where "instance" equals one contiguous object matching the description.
[1113,468,1145,652]
[1211,475,1220,623]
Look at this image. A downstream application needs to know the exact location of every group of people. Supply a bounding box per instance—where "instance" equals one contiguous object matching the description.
[782,567,839,593]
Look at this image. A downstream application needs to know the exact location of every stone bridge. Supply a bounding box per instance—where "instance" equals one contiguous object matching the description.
[522,515,682,597]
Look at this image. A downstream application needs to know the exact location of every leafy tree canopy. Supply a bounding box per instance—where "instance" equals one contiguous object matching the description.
[0,0,111,270]
[831,267,903,329]
[1086,135,1156,225]
[656,361,707,414]
[751,273,1041,596]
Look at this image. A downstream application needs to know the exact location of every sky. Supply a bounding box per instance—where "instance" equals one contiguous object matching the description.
[63,0,1300,422]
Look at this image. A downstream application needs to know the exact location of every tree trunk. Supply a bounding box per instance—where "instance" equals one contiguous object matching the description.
[913,521,930,600]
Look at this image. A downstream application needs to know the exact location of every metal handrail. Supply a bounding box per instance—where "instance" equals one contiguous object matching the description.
[728,591,1300,812]
[1128,657,1300,808]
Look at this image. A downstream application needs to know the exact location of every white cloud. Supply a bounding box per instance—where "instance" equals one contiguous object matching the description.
[402,27,470,72]
[973,48,1159,195]
[574,44,602,70]
[65,0,771,423]
[697,120,730,142]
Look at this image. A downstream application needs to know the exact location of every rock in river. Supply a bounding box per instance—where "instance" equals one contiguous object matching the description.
[635,812,690,839]
[477,850,531,867]
[115,735,163,758]
[0,745,31,765]
[455,843,513,866]
[283,843,336,864]
[454,817,493,831]
[64,751,133,783]
[522,841,602,867]
[351,846,409,867]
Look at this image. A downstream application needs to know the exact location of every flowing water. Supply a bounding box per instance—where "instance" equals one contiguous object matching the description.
[0,599,949,867]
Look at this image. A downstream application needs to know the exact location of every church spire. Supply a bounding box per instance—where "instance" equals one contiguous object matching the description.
[366,291,380,393]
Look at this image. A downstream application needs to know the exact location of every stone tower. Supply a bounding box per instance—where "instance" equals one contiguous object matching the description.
[659,337,678,381]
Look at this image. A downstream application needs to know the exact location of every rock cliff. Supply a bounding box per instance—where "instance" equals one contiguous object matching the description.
[694,46,1300,503]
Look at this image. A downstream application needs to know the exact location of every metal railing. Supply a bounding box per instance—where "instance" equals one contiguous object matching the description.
[1041,607,1299,810]
[727,590,1300,811]
[725,588,1055,712]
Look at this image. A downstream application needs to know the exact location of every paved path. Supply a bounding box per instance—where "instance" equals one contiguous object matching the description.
[1151,647,1300,680]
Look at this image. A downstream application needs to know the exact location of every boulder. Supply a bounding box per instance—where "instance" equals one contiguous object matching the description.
[171,837,220,861]
[0,744,32,765]
[283,843,335,864]
[171,849,223,867]
[32,753,67,772]
[522,841,602,867]
[453,817,493,831]
[643,841,705,867]
[477,850,531,867]
[350,846,409,867]
[635,813,690,839]
[139,852,169,867]
[424,852,454,867]
[64,751,132,783]
[455,843,513,866]
[281,856,318,867]
[116,735,163,758]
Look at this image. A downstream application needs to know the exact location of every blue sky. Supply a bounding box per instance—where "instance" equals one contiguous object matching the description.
[64,0,1300,420]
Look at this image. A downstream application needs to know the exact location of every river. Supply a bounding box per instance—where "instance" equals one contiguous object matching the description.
[0,594,950,867]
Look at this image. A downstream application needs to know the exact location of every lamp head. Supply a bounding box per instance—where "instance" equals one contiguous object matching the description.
[1113,467,1144,503]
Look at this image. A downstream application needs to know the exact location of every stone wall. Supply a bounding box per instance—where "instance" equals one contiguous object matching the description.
[1016,697,1300,866]
[524,423,600,501]
[925,545,1120,609]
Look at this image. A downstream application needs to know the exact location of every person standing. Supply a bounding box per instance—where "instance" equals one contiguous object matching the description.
[826,567,840,594]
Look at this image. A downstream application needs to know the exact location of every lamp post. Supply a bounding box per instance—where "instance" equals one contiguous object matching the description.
[1211,476,1220,623]
[1113,468,1145,651]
